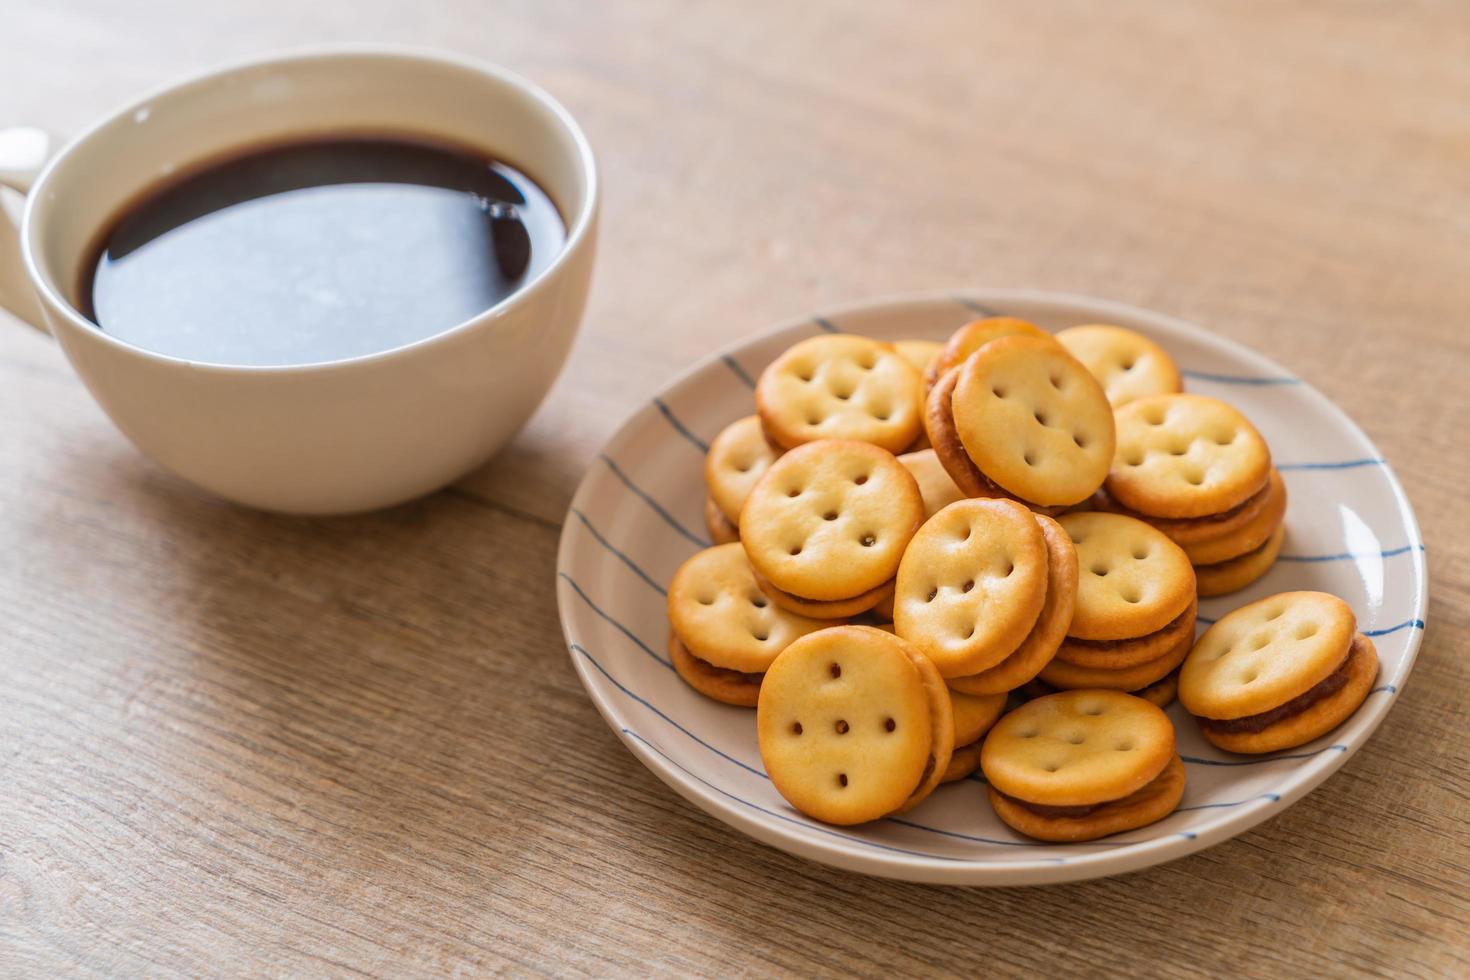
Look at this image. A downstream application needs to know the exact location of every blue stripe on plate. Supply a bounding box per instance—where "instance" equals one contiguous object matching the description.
[561,577,672,669]
[1364,619,1425,637]
[1177,793,1281,812]
[1371,684,1398,694]
[569,508,666,596]
[885,816,1062,853]
[654,397,709,453]
[1182,369,1300,385]
[1278,544,1424,562]
[813,315,840,333]
[1181,745,1347,767]
[952,297,1000,317]
[722,354,757,389]
[598,454,710,548]
[1277,458,1386,471]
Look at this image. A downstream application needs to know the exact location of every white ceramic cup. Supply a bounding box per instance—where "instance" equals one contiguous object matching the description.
[0,47,597,514]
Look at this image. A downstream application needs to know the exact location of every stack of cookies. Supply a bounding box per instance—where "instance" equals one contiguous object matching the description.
[1034,512,1197,706]
[1100,393,1285,596]
[658,314,1378,845]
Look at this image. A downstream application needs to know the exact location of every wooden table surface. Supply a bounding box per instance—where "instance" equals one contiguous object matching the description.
[2,2,1467,976]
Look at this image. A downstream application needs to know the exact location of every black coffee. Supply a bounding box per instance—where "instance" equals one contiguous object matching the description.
[81,135,566,366]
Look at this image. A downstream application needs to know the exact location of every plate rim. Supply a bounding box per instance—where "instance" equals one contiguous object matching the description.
[555,287,1428,885]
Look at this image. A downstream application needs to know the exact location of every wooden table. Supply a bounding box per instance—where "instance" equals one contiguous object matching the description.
[2,2,1466,975]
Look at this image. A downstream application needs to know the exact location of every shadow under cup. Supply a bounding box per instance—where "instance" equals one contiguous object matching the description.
[23,49,597,514]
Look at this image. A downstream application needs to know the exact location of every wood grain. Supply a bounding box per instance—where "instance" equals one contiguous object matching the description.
[1,1,1467,975]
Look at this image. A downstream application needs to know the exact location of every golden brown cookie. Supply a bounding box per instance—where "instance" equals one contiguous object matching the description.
[751,569,895,620]
[1181,469,1287,566]
[1091,478,1273,547]
[705,414,781,526]
[1055,597,1197,670]
[987,754,1185,842]
[946,515,1079,695]
[924,317,1053,393]
[952,336,1116,507]
[1059,512,1196,641]
[705,495,740,544]
[1055,324,1183,408]
[898,448,967,519]
[1134,670,1180,709]
[894,338,943,378]
[893,498,1050,677]
[942,741,983,783]
[1039,626,1192,691]
[1108,394,1272,519]
[741,440,924,607]
[670,633,764,707]
[668,543,831,672]
[757,626,954,824]
[1179,591,1357,718]
[1197,634,1378,754]
[756,335,923,452]
[981,690,1177,808]
[1194,523,1285,597]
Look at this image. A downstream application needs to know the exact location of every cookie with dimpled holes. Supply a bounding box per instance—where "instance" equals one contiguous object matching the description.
[989,753,1185,842]
[898,448,966,520]
[1058,512,1196,641]
[705,495,739,545]
[1039,627,1191,691]
[756,335,923,453]
[1179,591,1356,719]
[952,336,1116,508]
[1091,475,1272,547]
[981,690,1181,842]
[1180,469,1286,566]
[1196,634,1378,754]
[668,543,832,673]
[924,366,1067,516]
[1108,394,1271,519]
[923,317,1054,394]
[670,632,765,707]
[893,498,1050,678]
[1055,597,1197,670]
[741,440,924,610]
[1194,523,1285,597]
[1055,324,1183,408]
[705,415,781,526]
[946,515,1078,696]
[757,626,954,824]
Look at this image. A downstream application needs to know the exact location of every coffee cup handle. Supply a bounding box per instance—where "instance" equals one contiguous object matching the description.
[0,126,62,333]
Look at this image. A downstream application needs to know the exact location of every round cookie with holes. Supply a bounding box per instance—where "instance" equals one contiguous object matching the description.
[741,440,924,616]
[947,514,1078,696]
[893,498,1051,677]
[705,415,782,528]
[1058,512,1196,642]
[981,690,1183,841]
[1055,324,1183,408]
[756,334,923,453]
[924,317,1054,393]
[668,543,831,678]
[1195,523,1286,597]
[1179,591,1377,753]
[898,448,967,519]
[1180,468,1287,566]
[757,626,955,824]
[1108,394,1271,520]
[951,336,1116,508]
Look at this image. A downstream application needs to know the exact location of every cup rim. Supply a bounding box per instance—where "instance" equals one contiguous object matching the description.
[20,44,599,375]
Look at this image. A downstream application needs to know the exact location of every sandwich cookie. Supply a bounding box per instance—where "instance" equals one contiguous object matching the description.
[922,316,1054,394]
[756,335,924,453]
[1055,324,1183,408]
[667,543,832,706]
[1179,591,1378,753]
[981,690,1184,841]
[741,440,924,617]
[758,626,954,824]
[704,495,740,545]
[704,414,782,533]
[942,688,1008,782]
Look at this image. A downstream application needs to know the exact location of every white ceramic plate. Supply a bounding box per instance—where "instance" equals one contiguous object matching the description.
[555,290,1427,885]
